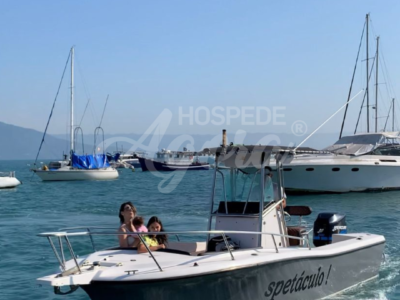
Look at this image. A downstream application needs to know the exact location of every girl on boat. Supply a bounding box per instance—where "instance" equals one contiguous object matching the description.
[137,216,168,253]
[118,201,140,248]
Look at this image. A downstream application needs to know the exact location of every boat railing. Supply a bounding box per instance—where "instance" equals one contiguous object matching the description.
[38,228,311,273]
[0,171,14,178]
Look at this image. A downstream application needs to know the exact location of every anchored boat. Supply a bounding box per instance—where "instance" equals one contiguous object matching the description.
[37,131,385,300]
[31,47,118,181]
[138,149,210,171]
[277,15,400,193]
[274,132,400,193]
[0,171,21,189]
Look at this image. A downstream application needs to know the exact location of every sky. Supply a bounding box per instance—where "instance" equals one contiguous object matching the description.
[1,0,400,138]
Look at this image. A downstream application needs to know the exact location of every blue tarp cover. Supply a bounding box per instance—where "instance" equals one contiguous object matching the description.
[72,153,110,169]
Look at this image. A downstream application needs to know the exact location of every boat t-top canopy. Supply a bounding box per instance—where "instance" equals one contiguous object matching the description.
[201,145,315,169]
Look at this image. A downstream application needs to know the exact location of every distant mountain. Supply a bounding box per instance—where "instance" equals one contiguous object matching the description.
[0,121,69,160]
[1,121,346,160]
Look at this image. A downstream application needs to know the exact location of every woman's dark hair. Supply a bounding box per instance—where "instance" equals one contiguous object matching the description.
[147,216,168,245]
[119,202,137,224]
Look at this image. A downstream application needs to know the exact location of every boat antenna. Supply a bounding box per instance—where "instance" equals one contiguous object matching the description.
[294,90,364,152]
[33,50,71,167]
[222,129,228,154]
[99,94,109,128]
[339,20,365,139]
[222,129,227,147]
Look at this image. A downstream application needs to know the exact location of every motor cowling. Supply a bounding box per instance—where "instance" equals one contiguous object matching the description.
[313,212,347,247]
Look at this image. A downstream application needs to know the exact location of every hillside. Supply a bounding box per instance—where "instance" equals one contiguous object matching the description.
[0,122,69,160]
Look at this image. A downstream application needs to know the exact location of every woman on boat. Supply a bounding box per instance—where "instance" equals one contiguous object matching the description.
[118,202,140,248]
[137,216,168,253]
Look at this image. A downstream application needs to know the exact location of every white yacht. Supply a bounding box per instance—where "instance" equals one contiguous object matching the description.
[275,132,400,193]
[31,47,118,181]
[278,15,399,193]
[0,171,21,188]
[37,131,385,300]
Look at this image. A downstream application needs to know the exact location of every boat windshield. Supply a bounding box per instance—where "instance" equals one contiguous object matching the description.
[216,167,275,205]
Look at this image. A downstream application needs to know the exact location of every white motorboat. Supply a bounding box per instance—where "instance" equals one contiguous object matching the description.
[119,152,141,168]
[277,15,400,193]
[31,47,118,181]
[37,131,385,300]
[276,132,400,193]
[107,152,137,169]
[0,171,21,188]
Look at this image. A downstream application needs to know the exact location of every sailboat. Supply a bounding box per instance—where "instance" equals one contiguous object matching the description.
[32,47,119,181]
[275,14,400,193]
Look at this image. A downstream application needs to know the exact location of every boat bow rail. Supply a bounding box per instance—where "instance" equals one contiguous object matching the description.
[0,171,16,177]
[38,228,311,274]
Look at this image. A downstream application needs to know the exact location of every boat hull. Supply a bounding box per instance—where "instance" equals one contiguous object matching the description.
[274,155,400,193]
[33,168,119,181]
[0,177,21,188]
[138,157,210,171]
[81,242,384,300]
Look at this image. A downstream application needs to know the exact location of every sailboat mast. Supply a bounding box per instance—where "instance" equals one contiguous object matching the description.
[366,13,370,132]
[375,36,379,132]
[70,47,74,155]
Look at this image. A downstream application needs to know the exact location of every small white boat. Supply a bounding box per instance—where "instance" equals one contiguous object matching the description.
[118,152,141,168]
[107,153,136,169]
[0,172,21,189]
[36,131,385,300]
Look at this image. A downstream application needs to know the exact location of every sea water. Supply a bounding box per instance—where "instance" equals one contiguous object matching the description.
[0,160,399,300]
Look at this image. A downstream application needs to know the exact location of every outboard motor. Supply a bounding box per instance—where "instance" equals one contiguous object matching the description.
[313,212,347,247]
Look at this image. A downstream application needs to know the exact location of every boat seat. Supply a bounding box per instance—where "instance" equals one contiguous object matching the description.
[284,206,311,246]
[284,205,312,216]
[287,226,307,246]
[215,201,275,214]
